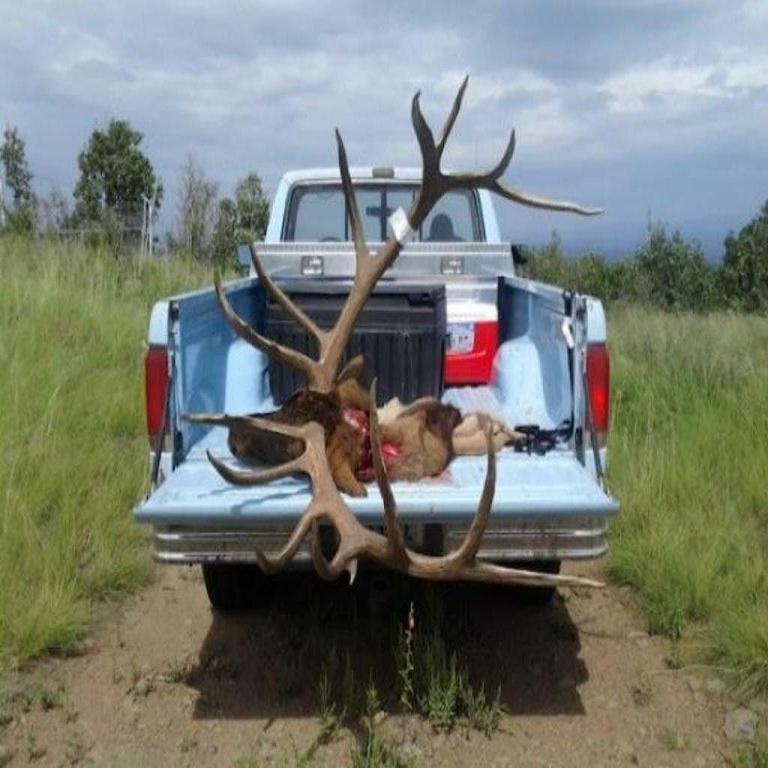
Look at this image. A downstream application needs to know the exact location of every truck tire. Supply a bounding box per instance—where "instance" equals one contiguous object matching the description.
[201,563,270,612]
[510,560,561,606]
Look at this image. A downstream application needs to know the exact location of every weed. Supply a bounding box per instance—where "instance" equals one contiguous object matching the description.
[463,683,502,738]
[36,682,61,711]
[178,734,198,754]
[64,731,88,765]
[397,602,416,711]
[341,650,356,721]
[351,678,412,768]
[317,655,338,741]
[233,757,262,768]
[365,673,380,719]
[421,642,462,731]
[26,733,46,761]
[162,660,190,684]
[738,748,768,768]
[659,727,687,752]
[630,682,652,707]
[350,730,412,768]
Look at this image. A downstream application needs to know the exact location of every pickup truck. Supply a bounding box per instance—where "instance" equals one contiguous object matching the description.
[136,165,619,610]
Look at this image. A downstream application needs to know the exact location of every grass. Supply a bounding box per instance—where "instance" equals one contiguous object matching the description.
[608,306,768,695]
[0,236,211,667]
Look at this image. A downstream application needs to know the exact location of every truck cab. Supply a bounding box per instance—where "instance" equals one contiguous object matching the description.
[137,167,618,609]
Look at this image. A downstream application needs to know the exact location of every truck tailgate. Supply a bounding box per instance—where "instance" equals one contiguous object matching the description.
[136,428,617,527]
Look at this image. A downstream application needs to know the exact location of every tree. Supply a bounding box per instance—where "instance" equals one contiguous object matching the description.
[174,156,218,261]
[73,119,162,225]
[211,197,238,267]
[635,224,717,311]
[721,201,768,313]
[1,126,34,207]
[234,172,270,241]
[1,126,36,234]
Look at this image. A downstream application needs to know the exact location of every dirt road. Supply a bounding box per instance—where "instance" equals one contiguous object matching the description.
[0,563,753,767]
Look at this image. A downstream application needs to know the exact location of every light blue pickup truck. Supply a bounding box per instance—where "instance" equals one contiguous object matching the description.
[136,165,618,609]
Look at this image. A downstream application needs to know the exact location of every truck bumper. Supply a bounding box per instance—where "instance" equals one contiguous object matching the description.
[151,515,608,565]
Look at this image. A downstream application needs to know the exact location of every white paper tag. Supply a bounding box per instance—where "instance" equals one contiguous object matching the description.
[388,207,415,245]
[561,318,575,349]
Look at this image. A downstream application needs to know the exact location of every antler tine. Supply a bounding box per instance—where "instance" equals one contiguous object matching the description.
[254,511,319,574]
[444,422,496,564]
[213,272,319,379]
[336,129,369,266]
[435,74,469,157]
[309,519,361,584]
[182,415,326,486]
[487,180,604,216]
[368,379,408,560]
[487,129,516,182]
[182,411,313,441]
[411,91,441,181]
[207,450,308,486]
[248,244,326,347]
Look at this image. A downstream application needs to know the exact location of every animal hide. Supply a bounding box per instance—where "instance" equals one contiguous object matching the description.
[228,378,521,497]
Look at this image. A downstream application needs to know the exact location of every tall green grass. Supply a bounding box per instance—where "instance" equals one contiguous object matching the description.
[0,237,211,667]
[608,307,768,695]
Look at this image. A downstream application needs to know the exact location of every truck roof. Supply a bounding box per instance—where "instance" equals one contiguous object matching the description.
[279,167,423,184]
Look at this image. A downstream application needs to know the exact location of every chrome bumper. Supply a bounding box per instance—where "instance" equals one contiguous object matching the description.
[152,516,608,565]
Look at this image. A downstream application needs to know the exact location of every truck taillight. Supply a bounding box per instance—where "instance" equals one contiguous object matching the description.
[145,345,169,442]
[586,343,610,440]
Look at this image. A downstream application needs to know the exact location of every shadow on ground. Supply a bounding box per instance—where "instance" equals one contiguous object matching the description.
[186,569,588,721]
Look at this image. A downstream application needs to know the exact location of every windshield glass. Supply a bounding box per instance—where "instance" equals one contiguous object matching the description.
[283,183,482,242]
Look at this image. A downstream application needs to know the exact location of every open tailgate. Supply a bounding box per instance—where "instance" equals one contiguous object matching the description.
[136,428,617,527]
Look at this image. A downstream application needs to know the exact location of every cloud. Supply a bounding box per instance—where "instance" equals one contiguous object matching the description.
[600,52,768,115]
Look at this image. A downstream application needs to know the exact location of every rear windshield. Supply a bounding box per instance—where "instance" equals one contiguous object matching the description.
[283,183,482,242]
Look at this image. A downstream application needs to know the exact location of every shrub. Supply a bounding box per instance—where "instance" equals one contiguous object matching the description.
[722,201,768,313]
[635,225,718,311]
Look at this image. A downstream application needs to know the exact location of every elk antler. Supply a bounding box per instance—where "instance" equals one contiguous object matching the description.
[213,76,602,393]
[197,382,604,589]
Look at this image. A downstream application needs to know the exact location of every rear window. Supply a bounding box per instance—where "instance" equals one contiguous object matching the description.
[283,183,482,242]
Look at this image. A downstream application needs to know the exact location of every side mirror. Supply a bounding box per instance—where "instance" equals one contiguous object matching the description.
[510,243,529,266]
[236,244,252,271]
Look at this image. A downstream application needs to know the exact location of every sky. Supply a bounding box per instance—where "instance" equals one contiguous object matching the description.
[1,0,767,259]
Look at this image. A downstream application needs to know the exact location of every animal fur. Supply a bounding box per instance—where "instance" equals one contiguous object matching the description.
[227,374,467,496]
[227,378,371,497]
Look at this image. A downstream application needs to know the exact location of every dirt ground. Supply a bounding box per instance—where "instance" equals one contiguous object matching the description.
[0,562,756,767]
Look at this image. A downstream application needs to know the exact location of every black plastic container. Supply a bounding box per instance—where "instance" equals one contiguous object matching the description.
[264,282,446,405]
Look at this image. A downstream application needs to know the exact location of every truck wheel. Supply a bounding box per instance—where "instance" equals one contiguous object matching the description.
[201,563,270,612]
[510,560,561,606]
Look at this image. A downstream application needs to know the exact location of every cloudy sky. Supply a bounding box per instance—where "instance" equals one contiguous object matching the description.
[1,0,767,257]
